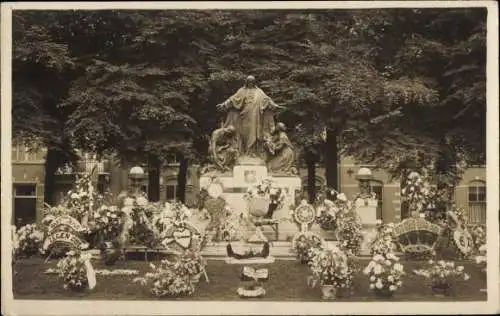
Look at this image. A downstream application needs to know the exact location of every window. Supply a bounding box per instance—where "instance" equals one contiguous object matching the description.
[15,184,37,197]
[166,184,178,200]
[13,184,37,227]
[468,180,486,224]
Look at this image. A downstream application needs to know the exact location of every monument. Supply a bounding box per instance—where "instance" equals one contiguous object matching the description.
[200,75,301,241]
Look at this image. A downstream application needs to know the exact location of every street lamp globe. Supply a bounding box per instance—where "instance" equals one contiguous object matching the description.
[129,166,145,180]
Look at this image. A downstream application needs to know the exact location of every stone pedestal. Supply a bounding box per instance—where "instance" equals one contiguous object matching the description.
[354,196,379,255]
[200,160,301,241]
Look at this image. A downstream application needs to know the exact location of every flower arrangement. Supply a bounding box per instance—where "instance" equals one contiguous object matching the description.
[14,224,44,258]
[315,199,343,231]
[474,245,487,274]
[65,172,104,221]
[152,201,193,238]
[370,222,396,256]
[56,250,93,291]
[291,232,324,263]
[91,205,124,242]
[244,178,287,217]
[363,253,405,298]
[122,197,159,248]
[401,171,433,215]
[308,247,355,298]
[470,224,486,251]
[133,250,207,297]
[336,210,364,256]
[413,260,470,296]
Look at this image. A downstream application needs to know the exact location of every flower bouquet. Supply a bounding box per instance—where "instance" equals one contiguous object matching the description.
[413,260,470,296]
[244,179,286,218]
[370,222,396,256]
[122,197,160,248]
[336,210,364,257]
[315,199,341,231]
[308,247,355,299]
[133,249,207,297]
[56,250,94,292]
[291,232,324,264]
[363,253,405,298]
[14,224,44,258]
[470,224,486,253]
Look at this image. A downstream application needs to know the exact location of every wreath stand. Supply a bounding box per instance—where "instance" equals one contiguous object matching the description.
[225,256,275,298]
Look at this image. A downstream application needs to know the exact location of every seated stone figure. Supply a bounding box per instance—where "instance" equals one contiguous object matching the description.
[209,125,239,171]
[265,122,297,175]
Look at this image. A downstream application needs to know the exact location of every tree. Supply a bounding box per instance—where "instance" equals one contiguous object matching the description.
[343,8,486,189]
[12,11,80,204]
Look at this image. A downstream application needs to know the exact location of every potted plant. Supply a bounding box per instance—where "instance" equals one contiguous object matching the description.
[291,232,324,264]
[308,247,355,300]
[413,260,470,297]
[363,253,405,299]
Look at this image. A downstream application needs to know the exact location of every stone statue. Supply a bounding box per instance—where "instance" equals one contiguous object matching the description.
[209,125,239,171]
[265,122,297,175]
[216,75,284,158]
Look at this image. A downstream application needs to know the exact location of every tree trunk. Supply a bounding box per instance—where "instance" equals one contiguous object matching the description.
[147,155,160,202]
[306,151,316,203]
[43,148,59,206]
[177,154,188,203]
[325,129,339,191]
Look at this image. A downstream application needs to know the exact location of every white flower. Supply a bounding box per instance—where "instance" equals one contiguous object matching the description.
[396,281,402,287]
[363,266,371,275]
[337,193,347,202]
[456,266,464,272]
[373,254,384,262]
[393,263,403,272]
[388,276,394,282]
[438,260,446,267]
[389,285,397,291]
[123,197,134,206]
[374,264,383,275]
[375,281,383,289]
[428,259,434,265]
[369,276,376,282]
[136,196,148,206]
[463,273,470,281]
[385,260,392,266]
[446,262,455,268]
[369,283,375,289]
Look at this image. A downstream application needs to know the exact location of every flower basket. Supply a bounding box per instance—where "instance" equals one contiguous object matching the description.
[321,284,337,300]
[247,197,271,217]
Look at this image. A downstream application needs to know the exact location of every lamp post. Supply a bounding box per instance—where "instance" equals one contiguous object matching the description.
[129,166,145,197]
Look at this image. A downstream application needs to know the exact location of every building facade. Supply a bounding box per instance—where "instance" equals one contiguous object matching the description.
[11,144,487,227]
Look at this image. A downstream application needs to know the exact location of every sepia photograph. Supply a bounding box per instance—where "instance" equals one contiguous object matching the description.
[1,1,498,315]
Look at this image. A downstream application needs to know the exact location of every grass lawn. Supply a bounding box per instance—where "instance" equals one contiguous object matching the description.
[12,257,487,301]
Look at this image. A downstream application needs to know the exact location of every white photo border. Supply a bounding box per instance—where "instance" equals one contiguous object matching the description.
[1,1,498,315]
